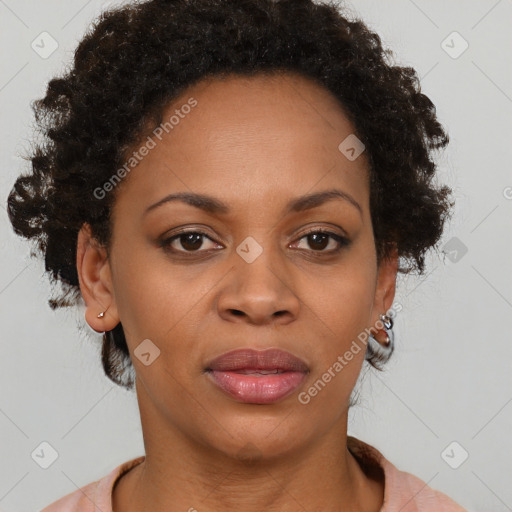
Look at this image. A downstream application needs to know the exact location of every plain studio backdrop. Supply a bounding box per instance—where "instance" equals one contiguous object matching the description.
[0,1,511,511]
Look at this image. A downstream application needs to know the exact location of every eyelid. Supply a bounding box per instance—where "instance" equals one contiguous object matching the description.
[297,225,347,238]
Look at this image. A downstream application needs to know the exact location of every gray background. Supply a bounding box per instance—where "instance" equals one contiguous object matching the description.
[1,1,511,511]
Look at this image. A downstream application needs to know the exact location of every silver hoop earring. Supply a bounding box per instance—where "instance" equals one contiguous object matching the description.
[365,313,395,364]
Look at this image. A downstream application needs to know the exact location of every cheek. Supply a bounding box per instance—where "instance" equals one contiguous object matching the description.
[304,275,374,371]
[302,248,376,338]
[297,248,376,389]
[109,239,196,347]
[297,281,373,414]
[110,242,225,389]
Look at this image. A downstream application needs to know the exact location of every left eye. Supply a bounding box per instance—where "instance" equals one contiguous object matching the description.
[292,230,349,253]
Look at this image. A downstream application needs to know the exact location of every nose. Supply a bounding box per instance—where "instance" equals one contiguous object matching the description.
[216,249,301,326]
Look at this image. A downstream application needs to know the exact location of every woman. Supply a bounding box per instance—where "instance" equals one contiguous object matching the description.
[7,0,466,510]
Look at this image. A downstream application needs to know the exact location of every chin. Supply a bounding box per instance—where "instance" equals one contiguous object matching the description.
[199,408,315,463]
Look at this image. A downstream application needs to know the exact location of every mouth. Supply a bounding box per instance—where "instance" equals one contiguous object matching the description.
[205,348,309,404]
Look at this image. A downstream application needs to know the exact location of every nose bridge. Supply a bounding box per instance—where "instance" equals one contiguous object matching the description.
[217,232,301,324]
[238,237,281,291]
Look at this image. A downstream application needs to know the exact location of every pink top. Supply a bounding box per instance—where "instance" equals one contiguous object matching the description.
[40,437,467,511]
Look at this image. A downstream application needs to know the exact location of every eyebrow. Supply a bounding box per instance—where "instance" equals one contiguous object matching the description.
[143,188,362,218]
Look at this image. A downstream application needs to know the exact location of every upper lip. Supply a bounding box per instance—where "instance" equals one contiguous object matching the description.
[205,348,309,372]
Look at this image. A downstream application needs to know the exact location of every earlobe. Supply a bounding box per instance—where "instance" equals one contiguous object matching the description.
[76,223,119,333]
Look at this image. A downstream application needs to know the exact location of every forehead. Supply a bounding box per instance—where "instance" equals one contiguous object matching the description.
[114,72,370,218]
[173,71,360,143]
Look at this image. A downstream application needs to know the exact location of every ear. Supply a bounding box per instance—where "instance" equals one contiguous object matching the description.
[76,223,119,333]
[370,244,398,329]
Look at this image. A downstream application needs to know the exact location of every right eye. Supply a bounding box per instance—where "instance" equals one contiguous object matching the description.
[160,230,222,254]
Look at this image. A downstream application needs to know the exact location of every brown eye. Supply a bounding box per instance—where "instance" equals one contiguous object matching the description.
[305,232,330,251]
[293,230,350,253]
[160,231,220,253]
[177,232,204,251]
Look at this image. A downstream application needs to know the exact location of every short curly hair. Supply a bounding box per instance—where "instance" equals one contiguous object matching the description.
[7,0,453,390]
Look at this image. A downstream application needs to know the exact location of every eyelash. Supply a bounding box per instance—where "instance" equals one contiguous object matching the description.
[159,228,350,256]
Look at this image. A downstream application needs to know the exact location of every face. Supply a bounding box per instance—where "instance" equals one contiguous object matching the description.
[78,72,397,461]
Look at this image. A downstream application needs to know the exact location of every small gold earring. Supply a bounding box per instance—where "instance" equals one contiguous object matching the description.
[97,307,109,319]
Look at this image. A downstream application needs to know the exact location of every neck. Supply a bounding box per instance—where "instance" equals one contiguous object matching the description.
[112,383,384,512]
[114,432,383,512]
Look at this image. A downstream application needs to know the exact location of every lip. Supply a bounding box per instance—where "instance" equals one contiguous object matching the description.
[205,348,309,404]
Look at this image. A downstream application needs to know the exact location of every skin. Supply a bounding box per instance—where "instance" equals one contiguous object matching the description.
[77,72,398,512]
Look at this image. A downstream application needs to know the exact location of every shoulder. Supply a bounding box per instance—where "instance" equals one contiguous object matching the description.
[39,456,145,512]
[347,436,467,512]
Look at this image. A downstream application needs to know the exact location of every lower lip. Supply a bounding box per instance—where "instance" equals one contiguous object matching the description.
[206,370,306,404]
